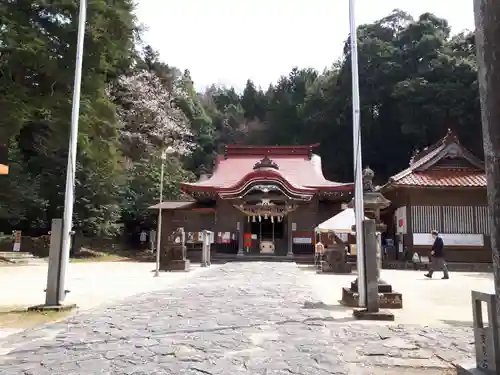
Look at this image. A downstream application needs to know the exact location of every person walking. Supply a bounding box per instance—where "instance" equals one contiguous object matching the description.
[424,230,449,279]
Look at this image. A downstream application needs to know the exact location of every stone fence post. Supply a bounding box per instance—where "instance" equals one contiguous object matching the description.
[456,291,500,374]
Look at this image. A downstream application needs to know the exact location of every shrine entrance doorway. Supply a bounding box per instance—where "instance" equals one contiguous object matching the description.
[246,215,287,255]
[250,216,285,240]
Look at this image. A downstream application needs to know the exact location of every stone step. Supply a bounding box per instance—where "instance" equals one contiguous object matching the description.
[0,251,35,259]
[211,253,315,264]
[7,257,47,265]
[0,252,46,266]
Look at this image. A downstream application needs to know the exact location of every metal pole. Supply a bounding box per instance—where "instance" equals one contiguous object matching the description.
[154,152,166,277]
[349,0,366,307]
[55,0,87,304]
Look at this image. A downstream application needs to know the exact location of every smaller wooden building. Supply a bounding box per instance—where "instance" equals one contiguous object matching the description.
[380,130,489,263]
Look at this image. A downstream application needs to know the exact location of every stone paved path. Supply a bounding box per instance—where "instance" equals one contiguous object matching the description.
[0,263,474,374]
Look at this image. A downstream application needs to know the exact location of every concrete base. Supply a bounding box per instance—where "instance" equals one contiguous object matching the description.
[352,308,395,321]
[341,287,403,309]
[161,259,190,272]
[319,261,352,274]
[454,362,492,375]
[350,279,392,293]
[27,303,77,312]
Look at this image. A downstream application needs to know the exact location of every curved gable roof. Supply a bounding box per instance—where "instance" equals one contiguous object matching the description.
[181,144,353,193]
[381,129,486,190]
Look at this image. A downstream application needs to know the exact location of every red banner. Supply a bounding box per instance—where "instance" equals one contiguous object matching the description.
[244,232,252,248]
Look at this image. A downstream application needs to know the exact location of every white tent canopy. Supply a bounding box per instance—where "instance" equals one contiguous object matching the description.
[315,208,368,234]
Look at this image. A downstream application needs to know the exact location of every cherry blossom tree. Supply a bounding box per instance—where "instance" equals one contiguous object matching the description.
[112,70,194,158]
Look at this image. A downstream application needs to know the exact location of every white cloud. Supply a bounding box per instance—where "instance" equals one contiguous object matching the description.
[135,0,475,91]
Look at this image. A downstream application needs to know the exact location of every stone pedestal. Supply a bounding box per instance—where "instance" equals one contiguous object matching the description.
[320,246,352,274]
[341,279,402,309]
[160,243,190,271]
[340,227,402,308]
[164,259,190,271]
[455,363,491,375]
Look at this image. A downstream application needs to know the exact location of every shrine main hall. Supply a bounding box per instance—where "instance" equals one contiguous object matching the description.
[156,144,354,257]
[154,130,491,264]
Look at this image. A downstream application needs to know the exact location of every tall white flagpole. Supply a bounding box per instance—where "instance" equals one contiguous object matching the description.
[154,149,166,277]
[56,0,87,304]
[349,0,366,307]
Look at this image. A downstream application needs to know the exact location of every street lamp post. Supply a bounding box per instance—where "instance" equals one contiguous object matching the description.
[348,0,366,307]
[49,0,87,306]
[154,146,174,277]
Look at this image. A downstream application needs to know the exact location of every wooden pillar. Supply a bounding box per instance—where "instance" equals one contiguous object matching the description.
[287,214,293,256]
[474,0,500,328]
[237,216,244,256]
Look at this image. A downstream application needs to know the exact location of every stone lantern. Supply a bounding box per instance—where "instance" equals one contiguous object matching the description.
[341,167,403,309]
[349,167,390,278]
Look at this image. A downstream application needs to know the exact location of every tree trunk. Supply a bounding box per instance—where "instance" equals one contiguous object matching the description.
[474,0,500,322]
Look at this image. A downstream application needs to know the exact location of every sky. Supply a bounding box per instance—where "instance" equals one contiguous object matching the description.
[135,0,475,92]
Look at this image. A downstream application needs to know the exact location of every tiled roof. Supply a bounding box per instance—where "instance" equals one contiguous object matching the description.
[394,169,486,187]
[184,154,352,190]
[382,129,485,190]
[390,144,446,183]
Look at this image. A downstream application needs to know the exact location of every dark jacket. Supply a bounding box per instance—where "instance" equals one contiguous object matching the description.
[432,236,444,258]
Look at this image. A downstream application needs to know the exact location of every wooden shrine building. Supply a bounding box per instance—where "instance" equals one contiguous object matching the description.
[155,144,354,258]
[380,130,490,263]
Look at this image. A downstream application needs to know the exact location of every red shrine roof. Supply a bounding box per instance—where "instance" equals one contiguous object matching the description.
[181,144,353,194]
[381,129,486,190]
